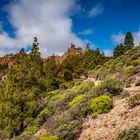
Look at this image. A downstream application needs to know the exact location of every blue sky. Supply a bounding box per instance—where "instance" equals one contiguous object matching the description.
[0,0,140,57]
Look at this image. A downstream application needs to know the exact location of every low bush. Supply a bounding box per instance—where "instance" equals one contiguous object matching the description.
[68,94,85,107]
[37,108,51,126]
[38,108,51,118]
[24,125,38,135]
[64,95,92,121]
[117,126,140,140]
[90,95,113,118]
[55,120,82,140]
[78,81,94,94]
[55,119,66,129]
[92,78,123,96]
[39,135,59,140]
[131,59,140,66]
[127,93,140,108]
[121,90,130,98]
[125,66,135,76]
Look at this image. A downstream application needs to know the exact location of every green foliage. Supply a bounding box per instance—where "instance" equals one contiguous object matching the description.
[38,108,50,118]
[131,59,140,66]
[55,120,66,128]
[37,108,51,126]
[49,93,66,102]
[55,120,82,140]
[64,95,93,121]
[0,38,46,137]
[90,95,113,117]
[121,90,130,99]
[83,49,110,70]
[125,66,135,76]
[24,125,38,135]
[39,135,59,140]
[78,81,94,94]
[68,94,85,107]
[124,32,134,50]
[127,93,140,108]
[93,78,123,96]
[113,43,125,58]
[117,126,140,140]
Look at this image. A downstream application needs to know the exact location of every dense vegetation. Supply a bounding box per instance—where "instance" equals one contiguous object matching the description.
[0,32,139,140]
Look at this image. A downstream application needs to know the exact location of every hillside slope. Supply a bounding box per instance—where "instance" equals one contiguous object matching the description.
[79,86,140,140]
[0,46,140,140]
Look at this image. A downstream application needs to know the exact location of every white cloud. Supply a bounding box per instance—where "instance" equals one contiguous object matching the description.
[0,22,3,32]
[79,29,94,35]
[112,28,140,46]
[111,32,125,44]
[0,0,83,57]
[104,49,113,56]
[133,28,140,45]
[88,4,103,17]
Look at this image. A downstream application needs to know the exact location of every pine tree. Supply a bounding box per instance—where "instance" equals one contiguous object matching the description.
[124,32,134,50]
[0,38,46,137]
[113,43,125,58]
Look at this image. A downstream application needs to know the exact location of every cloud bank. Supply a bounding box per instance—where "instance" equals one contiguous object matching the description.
[112,28,140,46]
[79,28,94,35]
[0,0,83,57]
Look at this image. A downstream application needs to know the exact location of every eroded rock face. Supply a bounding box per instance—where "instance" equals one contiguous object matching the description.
[0,54,16,67]
[45,44,87,63]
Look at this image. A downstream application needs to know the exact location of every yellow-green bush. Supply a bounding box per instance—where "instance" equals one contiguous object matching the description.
[55,120,66,128]
[39,135,59,140]
[131,59,140,66]
[37,108,51,126]
[24,125,38,135]
[125,66,135,76]
[77,81,94,94]
[127,93,140,108]
[49,93,66,102]
[90,95,113,118]
[38,108,50,118]
[68,94,85,107]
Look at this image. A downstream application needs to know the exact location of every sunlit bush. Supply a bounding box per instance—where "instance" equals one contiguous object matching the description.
[90,95,113,118]
[127,93,140,108]
[68,94,85,107]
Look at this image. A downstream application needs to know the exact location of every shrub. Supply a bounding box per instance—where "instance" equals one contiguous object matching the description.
[127,93,140,108]
[39,135,59,140]
[68,94,85,107]
[78,81,94,94]
[59,81,74,90]
[92,78,123,96]
[24,125,38,135]
[125,66,135,76]
[38,108,51,118]
[55,120,82,140]
[37,108,51,126]
[90,95,113,117]
[64,95,92,121]
[135,79,140,86]
[121,90,130,98]
[117,126,140,140]
[49,93,65,102]
[55,120,66,128]
[131,59,140,66]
